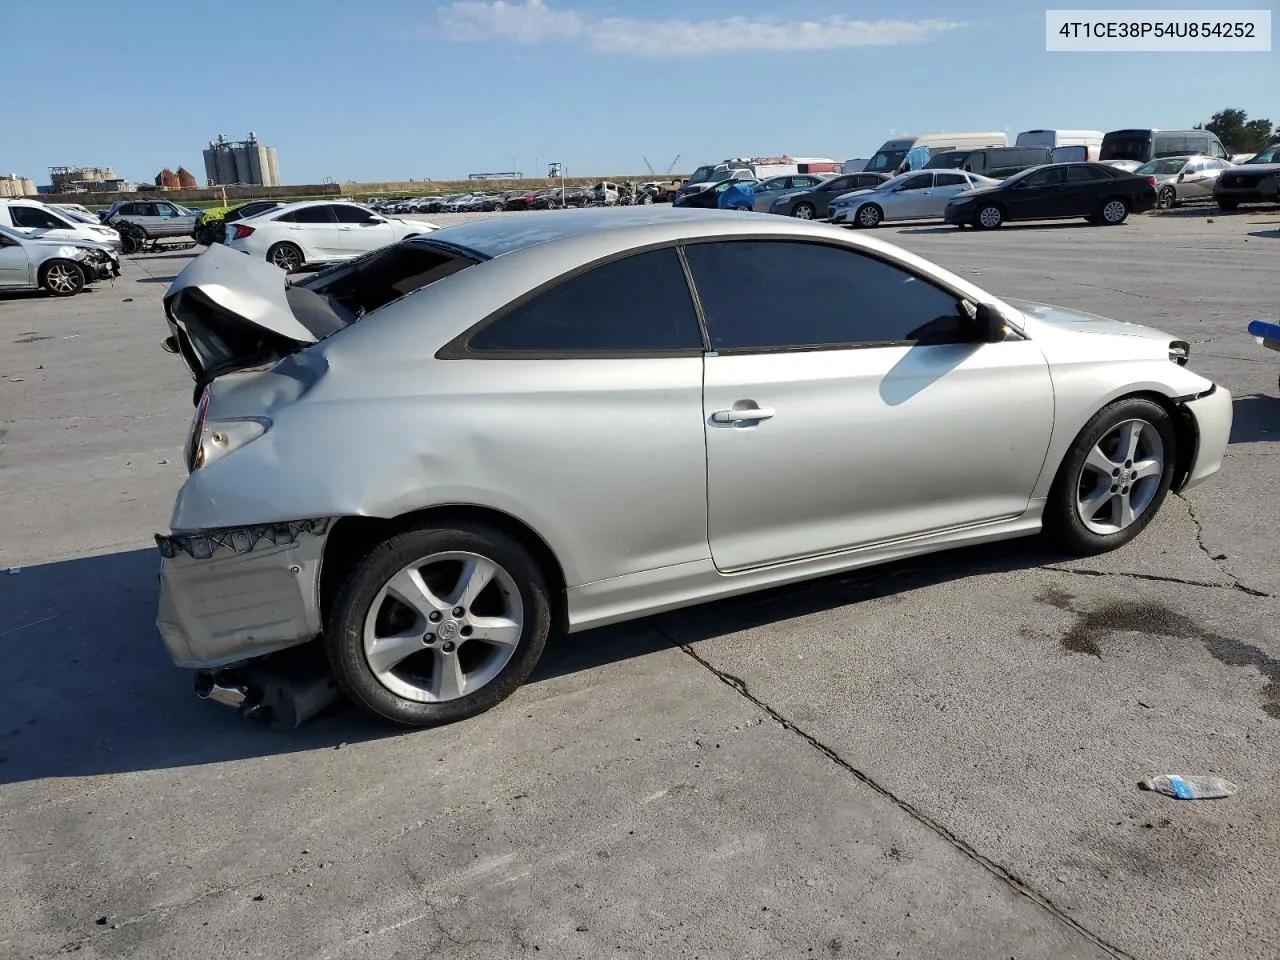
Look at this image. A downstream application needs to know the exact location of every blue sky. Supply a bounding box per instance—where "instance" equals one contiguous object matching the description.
[6,0,1275,184]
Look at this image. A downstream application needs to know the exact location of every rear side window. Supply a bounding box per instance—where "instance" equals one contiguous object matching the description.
[464,247,702,355]
[1067,165,1108,182]
[684,240,965,351]
[935,173,968,186]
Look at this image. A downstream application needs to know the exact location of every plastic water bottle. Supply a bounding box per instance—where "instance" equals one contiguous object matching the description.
[1139,775,1237,800]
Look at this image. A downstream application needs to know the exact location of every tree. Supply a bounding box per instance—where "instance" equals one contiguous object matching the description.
[1197,108,1277,153]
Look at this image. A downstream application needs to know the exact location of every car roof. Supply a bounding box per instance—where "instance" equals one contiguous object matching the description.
[417,206,899,260]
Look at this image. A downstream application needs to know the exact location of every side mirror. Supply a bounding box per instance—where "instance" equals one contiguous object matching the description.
[973,303,1008,343]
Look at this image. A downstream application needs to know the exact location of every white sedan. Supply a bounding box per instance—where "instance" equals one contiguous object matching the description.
[226,200,438,272]
[828,170,999,228]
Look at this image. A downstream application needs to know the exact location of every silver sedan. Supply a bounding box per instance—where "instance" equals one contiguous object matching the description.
[1134,155,1231,208]
[829,170,999,227]
[157,208,1232,728]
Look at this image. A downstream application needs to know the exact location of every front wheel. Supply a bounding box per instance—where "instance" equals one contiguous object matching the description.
[1099,198,1129,225]
[854,204,883,228]
[975,204,1004,230]
[40,260,85,297]
[492,202,505,212]
[1157,187,1177,209]
[267,242,303,273]
[1043,398,1176,556]
[325,521,553,727]
[792,202,816,220]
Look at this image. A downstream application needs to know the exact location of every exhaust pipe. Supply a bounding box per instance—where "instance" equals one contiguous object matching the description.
[193,649,341,730]
[194,670,251,709]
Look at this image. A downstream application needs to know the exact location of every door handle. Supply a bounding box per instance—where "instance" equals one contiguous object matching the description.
[712,406,775,424]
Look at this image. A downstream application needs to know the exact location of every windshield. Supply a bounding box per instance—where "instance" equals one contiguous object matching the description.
[865,150,907,173]
[1135,157,1188,175]
[57,207,100,224]
[925,152,970,169]
[1100,134,1150,161]
[687,165,716,184]
[1245,144,1280,164]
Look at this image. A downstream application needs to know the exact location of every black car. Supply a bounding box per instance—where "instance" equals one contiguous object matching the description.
[767,173,891,219]
[672,177,760,209]
[943,162,1157,229]
[1213,143,1280,210]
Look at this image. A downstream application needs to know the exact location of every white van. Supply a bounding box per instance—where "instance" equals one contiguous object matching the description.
[1016,129,1104,162]
[864,133,1008,175]
[0,199,121,250]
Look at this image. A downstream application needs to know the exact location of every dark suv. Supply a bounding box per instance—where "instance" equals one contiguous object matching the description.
[1213,143,1280,209]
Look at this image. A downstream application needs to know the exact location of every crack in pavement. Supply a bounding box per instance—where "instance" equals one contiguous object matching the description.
[1043,566,1230,591]
[1177,494,1272,597]
[653,624,1138,960]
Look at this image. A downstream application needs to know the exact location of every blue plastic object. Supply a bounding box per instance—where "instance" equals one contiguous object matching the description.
[1247,319,1280,345]
[717,183,755,211]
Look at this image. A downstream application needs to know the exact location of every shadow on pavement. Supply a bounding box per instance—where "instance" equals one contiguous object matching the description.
[897,221,1097,236]
[1230,394,1280,444]
[0,537,1062,784]
[1248,229,1280,240]
[0,549,395,786]
[133,276,179,284]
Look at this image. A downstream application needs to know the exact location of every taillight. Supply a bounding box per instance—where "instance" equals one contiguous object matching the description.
[187,388,210,471]
[231,224,255,240]
[1146,176,1158,188]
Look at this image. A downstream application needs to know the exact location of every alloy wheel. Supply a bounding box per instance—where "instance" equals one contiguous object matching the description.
[1158,188,1176,209]
[977,205,1003,229]
[362,551,524,703]
[1102,199,1128,223]
[1074,419,1165,535]
[857,205,881,227]
[270,244,301,271]
[793,203,815,220]
[45,263,79,295]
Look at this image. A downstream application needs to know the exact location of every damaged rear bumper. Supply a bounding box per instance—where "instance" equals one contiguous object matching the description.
[155,519,332,668]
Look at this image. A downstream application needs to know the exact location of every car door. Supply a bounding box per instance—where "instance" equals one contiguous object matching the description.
[814,175,862,216]
[1006,166,1066,219]
[925,172,972,217]
[333,203,395,254]
[1063,164,1115,213]
[1183,158,1218,199]
[686,238,1054,572]
[150,202,186,237]
[882,172,936,219]
[285,204,342,258]
[441,246,708,584]
[0,231,32,287]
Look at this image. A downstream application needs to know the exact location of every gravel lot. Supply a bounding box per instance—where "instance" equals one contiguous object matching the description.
[2,206,1278,959]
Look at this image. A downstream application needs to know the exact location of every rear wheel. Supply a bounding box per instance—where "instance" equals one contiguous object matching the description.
[40,260,85,297]
[855,204,883,228]
[975,204,1004,230]
[267,242,303,273]
[1099,197,1129,225]
[792,202,817,220]
[325,521,552,727]
[1043,398,1176,555]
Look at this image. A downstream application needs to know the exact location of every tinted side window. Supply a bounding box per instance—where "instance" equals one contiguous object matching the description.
[1023,167,1066,187]
[823,176,856,192]
[935,172,968,186]
[332,205,377,223]
[900,173,934,190]
[294,205,335,224]
[10,206,67,229]
[467,248,701,354]
[1067,165,1107,182]
[685,240,965,351]
[1155,135,1186,157]
[274,210,296,223]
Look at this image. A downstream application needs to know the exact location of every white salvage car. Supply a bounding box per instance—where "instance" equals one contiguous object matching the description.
[225,200,438,273]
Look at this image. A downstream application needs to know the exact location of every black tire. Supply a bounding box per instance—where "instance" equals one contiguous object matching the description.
[854,204,883,228]
[325,521,553,727]
[792,202,817,220]
[492,202,505,212]
[1098,197,1129,225]
[39,260,85,297]
[1043,397,1177,556]
[1216,199,1238,211]
[267,242,303,273]
[1157,187,1178,209]
[974,204,1004,230]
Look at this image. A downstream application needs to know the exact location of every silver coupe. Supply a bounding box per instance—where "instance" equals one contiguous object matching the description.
[156,208,1232,728]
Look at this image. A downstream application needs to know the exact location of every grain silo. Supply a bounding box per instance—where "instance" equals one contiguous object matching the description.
[176,167,198,189]
[202,133,283,186]
[0,173,37,197]
[265,147,280,187]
